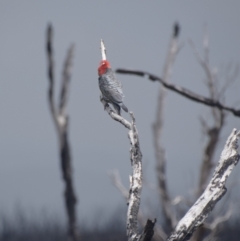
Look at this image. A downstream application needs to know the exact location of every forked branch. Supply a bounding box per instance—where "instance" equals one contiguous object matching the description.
[190,30,227,241]
[46,24,79,241]
[101,96,155,241]
[100,40,155,241]
[109,170,167,241]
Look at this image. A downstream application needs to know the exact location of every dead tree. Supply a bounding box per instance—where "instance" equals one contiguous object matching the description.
[190,30,226,241]
[100,40,156,241]
[99,38,240,241]
[115,23,240,241]
[152,23,180,233]
[189,31,238,196]
[46,24,79,241]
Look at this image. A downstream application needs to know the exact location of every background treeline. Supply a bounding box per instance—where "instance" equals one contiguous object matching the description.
[0,209,240,241]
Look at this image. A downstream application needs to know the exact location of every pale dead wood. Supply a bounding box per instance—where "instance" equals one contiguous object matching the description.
[100,40,155,241]
[109,170,167,241]
[100,39,107,61]
[167,129,240,241]
[189,28,237,241]
[101,97,155,241]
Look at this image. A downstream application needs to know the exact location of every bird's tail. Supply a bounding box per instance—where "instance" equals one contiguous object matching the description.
[121,103,128,113]
[112,102,128,115]
[112,102,121,115]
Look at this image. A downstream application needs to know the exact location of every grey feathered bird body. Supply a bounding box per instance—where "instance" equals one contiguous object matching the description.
[99,68,128,115]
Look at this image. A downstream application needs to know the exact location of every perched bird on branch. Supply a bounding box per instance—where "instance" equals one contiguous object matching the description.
[98,59,128,115]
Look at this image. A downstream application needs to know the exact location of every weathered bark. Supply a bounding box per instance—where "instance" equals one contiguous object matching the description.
[100,40,155,241]
[46,24,79,241]
[109,170,167,241]
[61,125,78,241]
[167,129,240,241]
[189,32,227,241]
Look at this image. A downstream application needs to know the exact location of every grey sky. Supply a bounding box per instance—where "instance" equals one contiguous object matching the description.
[0,1,240,223]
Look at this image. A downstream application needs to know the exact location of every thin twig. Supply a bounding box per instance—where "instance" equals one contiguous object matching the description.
[108,170,129,199]
[59,44,75,117]
[202,210,232,241]
[46,25,59,131]
[204,209,232,231]
[189,34,226,197]
[115,69,240,118]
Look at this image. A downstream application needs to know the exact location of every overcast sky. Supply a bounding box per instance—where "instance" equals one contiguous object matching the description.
[0,1,240,224]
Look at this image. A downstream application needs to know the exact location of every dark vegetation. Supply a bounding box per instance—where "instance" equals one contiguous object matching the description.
[0,209,126,241]
[0,209,240,241]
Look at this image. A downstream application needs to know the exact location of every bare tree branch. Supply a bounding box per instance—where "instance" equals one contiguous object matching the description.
[167,128,240,241]
[153,23,179,232]
[188,33,227,198]
[59,44,75,118]
[139,219,157,241]
[115,69,240,118]
[189,39,218,117]
[109,170,167,241]
[100,96,131,129]
[189,30,227,241]
[204,209,232,231]
[171,196,192,206]
[46,24,79,241]
[202,209,232,241]
[46,25,59,131]
[198,112,224,192]
[108,170,129,199]
[101,97,155,241]
[218,64,239,98]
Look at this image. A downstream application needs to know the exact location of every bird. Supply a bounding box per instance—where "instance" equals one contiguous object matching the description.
[98,60,128,115]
